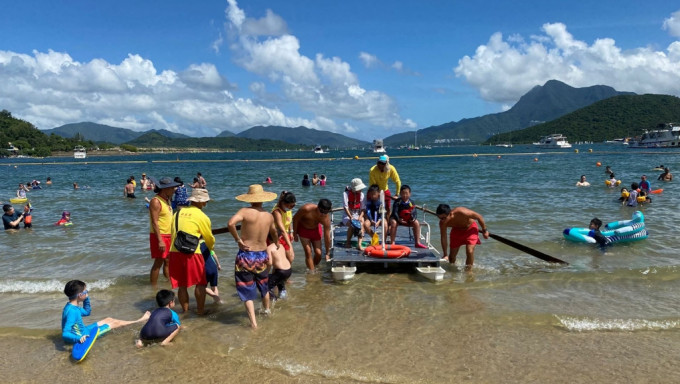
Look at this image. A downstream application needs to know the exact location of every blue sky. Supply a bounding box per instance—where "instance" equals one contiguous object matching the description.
[1,1,679,141]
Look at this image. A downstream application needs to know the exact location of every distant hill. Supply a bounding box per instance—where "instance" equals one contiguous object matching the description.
[485,94,680,144]
[125,131,306,151]
[43,122,190,144]
[385,80,635,145]
[216,129,235,137]
[236,125,369,148]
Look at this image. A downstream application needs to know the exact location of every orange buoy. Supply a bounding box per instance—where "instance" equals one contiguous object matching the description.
[364,244,411,259]
[596,162,602,167]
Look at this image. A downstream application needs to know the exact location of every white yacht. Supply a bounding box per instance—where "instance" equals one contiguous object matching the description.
[313,145,327,154]
[372,139,386,153]
[533,134,572,148]
[604,138,630,145]
[628,124,680,148]
[74,145,87,159]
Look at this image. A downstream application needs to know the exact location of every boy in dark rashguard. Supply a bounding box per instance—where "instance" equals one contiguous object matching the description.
[136,289,182,347]
[589,218,610,247]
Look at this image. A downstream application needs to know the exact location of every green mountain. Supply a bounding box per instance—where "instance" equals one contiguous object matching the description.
[43,122,190,144]
[125,131,306,151]
[384,80,634,146]
[216,129,236,137]
[236,125,369,148]
[485,94,680,144]
[0,110,93,157]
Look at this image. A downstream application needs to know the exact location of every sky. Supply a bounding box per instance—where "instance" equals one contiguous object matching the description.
[1,1,679,141]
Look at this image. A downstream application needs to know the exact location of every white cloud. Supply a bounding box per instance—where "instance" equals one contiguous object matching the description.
[454,22,680,104]
[224,1,414,130]
[0,49,315,135]
[359,52,381,68]
[663,10,680,37]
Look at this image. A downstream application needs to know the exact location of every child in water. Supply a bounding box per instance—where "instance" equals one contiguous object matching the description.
[23,203,32,228]
[588,218,609,247]
[56,210,71,226]
[136,289,182,347]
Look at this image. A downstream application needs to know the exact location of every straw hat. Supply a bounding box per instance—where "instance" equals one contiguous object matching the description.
[235,184,277,203]
[187,188,210,203]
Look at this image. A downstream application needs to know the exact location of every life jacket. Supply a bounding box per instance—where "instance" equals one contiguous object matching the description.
[397,200,416,222]
[346,189,362,210]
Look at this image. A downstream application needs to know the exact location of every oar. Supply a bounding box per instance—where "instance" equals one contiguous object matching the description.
[414,204,568,265]
[212,225,238,235]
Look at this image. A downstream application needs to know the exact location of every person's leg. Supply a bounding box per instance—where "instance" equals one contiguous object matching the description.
[448,246,461,264]
[206,285,221,303]
[413,220,427,248]
[312,240,322,265]
[150,258,165,286]
[195,285,207,315]
[300,237,314,270]
[244,300,257,329]
[465,245,476,270]
[162,259,169,280]
[389,219,397,245]
[262,291,270,312]
[97,311,150,330]
[178,287,189,313]
[345,225,353,248]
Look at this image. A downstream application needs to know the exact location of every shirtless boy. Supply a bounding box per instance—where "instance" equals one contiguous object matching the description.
[228,185,279,329]
[267,239,292,300]
[436,204,489,270]
[292,199,332,271]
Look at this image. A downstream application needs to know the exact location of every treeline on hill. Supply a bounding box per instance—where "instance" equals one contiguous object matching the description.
[0,110,94,157]
[485,95,680,144]
[126,131,307,151]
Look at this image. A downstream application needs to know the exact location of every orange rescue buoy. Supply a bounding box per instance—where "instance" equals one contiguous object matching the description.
[364,244,411,259]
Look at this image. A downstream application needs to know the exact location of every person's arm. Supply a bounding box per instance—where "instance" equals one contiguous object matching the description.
[439,220,448,260]
[62,308,86,344]
[391,168,401,194]
[9,212,25,227]
[199,214,216,251]
[292,210,301,242]
[227,210,248,251]
[273,210,292,250]
[148,198,165,251]
[269,220,280,250]
[472,211,489,239]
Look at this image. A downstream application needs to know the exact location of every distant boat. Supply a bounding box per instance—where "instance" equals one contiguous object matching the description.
[313,145,328,154]
[74,146,87,159]
[628,124,680,148]
[373,139,386,153]
[604,138,629,145]
[533,134,572,149]
[495,143,513,148]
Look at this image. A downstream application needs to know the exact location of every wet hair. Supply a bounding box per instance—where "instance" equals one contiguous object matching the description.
[590,218,602,229]
[64,280,86,299]
[610,173,615,178]
[631,182,639,190]
[318,198,332,212]
[197,172,202,176]
[156,289,175,307]
[303,174,309,180]
[320,174,326,180]
[436,204,451,216]
[174,176,184,186]
[127,178,132,184]
[3,204,12,213]
[400,184,411,192]
[580,175,586,179]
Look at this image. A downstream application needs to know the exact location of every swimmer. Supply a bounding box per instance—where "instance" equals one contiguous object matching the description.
[576,175,590,187]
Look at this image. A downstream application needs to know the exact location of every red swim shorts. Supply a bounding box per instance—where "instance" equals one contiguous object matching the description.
[297,223,322,241]
[267,233,292,251]
[149,233,172,259]
[449,221,482,248]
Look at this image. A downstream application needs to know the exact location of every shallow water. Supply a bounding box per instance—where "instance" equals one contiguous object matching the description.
[2,145,680,383]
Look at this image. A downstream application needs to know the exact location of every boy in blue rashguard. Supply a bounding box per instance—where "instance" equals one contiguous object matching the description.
[62,280,150,345]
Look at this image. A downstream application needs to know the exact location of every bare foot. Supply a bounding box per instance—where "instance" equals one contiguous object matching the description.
[213,296,222,304]
[135,339,144,348]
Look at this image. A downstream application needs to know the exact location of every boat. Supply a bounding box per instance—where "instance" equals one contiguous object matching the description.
[329,207,445,282]
[604,138,630,146]
[74,146,87,159]
[313,145,327,154]
[495,143,513,148]
[533,134,572,148]
[628,124,680,148]
[372,139,386,153]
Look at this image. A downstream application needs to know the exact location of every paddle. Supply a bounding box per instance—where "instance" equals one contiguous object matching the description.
[414,203,568,265]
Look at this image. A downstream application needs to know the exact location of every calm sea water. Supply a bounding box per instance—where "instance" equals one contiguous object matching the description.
[2,145,680,383]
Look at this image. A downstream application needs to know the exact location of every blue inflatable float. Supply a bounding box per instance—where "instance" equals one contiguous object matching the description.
[563,211,648,245]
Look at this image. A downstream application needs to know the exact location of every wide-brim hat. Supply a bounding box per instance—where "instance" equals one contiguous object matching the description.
[350,178,367,192]
[235,184,277,203]
[152,176,181,190]
[187,188,210,203]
